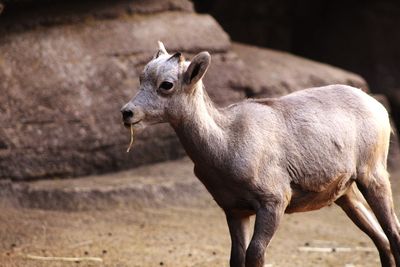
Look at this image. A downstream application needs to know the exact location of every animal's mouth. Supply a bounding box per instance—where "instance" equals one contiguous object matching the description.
[124,120,141,129]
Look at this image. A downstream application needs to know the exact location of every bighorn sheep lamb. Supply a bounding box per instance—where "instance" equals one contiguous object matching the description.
[121,42,400,267]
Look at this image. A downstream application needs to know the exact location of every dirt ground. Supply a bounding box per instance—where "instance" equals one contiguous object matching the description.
[1,158,399,267]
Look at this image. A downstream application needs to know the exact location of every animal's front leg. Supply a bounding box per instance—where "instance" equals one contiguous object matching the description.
[245,202,285,267]
[226,211,250,267]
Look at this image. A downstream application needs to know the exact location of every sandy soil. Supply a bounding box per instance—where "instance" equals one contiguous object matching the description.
[1,159,399,267]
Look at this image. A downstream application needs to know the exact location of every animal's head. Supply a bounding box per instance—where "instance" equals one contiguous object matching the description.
[121,41,211,130]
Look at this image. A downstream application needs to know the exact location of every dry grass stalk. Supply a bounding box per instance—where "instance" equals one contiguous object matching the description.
[25,254,103,262]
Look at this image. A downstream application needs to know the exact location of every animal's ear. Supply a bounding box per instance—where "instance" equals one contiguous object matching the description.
[183,52,211,86]
[153,41,168,59]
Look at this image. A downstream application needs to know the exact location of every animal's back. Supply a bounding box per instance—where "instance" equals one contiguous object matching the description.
[255,84,391,193]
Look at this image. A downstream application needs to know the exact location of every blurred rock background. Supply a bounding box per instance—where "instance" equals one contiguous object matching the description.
[0,0,398,181]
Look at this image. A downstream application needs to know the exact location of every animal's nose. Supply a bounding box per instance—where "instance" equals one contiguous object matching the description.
[121,108,133,120]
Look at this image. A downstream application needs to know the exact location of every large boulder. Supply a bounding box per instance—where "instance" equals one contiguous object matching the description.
[232,43,367,97]
[0,0,240,181]
[0,0,376,181]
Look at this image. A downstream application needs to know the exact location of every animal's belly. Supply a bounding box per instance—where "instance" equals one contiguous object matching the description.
[285,174,355,213]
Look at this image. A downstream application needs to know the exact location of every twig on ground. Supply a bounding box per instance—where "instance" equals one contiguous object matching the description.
[25,254,103,262]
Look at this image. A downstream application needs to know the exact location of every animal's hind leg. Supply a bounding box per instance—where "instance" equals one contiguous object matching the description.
[357,168,400,266]
[336,184,394,267]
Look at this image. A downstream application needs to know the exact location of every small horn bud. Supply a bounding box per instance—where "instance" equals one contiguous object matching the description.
[157,41,168,54]
[168,52,185,63]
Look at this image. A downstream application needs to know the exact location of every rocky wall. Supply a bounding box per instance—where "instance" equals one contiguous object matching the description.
[0,0,372,180]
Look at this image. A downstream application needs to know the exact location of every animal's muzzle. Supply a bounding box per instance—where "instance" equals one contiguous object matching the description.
[121,106,134,123]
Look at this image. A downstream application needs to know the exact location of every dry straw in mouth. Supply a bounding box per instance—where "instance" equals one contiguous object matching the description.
[126,124,135,153]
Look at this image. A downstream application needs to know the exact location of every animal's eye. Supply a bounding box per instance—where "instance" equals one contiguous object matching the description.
[159,81,174,91]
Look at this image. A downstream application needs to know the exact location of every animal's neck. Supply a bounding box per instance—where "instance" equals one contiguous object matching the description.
[170,82,228,165]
